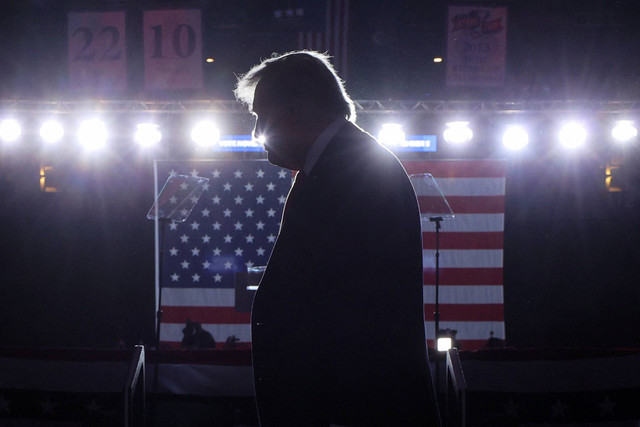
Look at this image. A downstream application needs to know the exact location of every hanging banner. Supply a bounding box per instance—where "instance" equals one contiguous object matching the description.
[446,6,507,87]
[68,11,127,92]
[143,9,203,91]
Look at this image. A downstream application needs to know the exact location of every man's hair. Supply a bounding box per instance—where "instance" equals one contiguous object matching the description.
[234,50,356,122]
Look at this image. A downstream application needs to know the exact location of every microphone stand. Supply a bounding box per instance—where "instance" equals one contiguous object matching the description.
[430,216,443,344]
[153,218,168,394]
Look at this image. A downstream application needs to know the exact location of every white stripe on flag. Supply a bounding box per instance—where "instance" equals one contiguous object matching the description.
[422,214,504,232]
[423,285,504,304]
[426,321,505,340]
[162,288,235,307]
[432,177,506,196]
[423,249,503,269]
[161,323,252,343]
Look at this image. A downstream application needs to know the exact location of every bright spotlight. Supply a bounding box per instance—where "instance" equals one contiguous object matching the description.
[134,123,162,147]
[78,119,107,150]
[377,123,405,147]
[443,121,473,144]
[253,134,266,146]
[502,125,529,151]
[611,120,637,143]
[437,337,453,352]
[559,122,587,149]
[191,121,220,147]
[0,119,22,142]
[40,120,64,143]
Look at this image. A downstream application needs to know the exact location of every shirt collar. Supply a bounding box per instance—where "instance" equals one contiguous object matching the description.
[303,118,348,175]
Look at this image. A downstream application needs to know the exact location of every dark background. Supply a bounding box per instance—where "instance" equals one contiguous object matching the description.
[0,0,639,350]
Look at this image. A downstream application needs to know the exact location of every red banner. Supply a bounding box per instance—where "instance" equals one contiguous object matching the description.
[143,9,203,91]
[67,12,127,92]
[446,6,507,87]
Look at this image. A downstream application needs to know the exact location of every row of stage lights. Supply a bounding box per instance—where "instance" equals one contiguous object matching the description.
[379,120,639,150]
[0,117,638,152]
[0,118,222,150]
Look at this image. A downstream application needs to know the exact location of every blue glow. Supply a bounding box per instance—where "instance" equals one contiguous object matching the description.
[216,134,437,152]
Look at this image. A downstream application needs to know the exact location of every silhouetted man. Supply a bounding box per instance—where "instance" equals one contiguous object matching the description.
[235,51,440,426]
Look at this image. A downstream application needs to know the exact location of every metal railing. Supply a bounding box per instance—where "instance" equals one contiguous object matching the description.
[445,348,467,427]
[124,345,146,427]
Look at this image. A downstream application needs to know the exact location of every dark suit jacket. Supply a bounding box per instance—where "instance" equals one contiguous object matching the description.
[251,122,440,426]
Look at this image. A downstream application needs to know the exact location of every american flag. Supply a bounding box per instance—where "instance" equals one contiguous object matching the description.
[297,0,350,79]
[154,159,505,351]
[405,160,506,351]
[155,160,291,347]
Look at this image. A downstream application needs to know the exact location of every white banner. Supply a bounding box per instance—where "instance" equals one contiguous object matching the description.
[446,6,507,87]
[67,11,127,92]
[143,9,203,90]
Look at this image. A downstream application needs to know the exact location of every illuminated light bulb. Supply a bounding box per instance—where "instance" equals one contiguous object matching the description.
[0,119,22,142]
[377,123,406,147]
[134,123,162,147]
[40,120,64,143]
[437,337,453,352]
[78,119,107,150]
[559,122,587,149]
[502,125,529,151]
[191,121,220,147]
[611,120,637,143]
[443,121,473,144]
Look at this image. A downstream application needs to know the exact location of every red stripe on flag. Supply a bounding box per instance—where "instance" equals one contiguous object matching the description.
[162,306,251,324]
[423,232,504,249]
[424,268,503,285]
[419,195,504,214]
[403,160,507,177]
[425,303,504,321]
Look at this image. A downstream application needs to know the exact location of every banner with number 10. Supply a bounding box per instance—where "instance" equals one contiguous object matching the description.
[143,9,203,91]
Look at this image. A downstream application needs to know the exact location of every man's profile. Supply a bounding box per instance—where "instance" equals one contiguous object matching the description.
[235,51,440,426]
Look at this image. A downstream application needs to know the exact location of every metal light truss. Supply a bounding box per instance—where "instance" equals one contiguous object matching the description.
[2,99,640,115]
